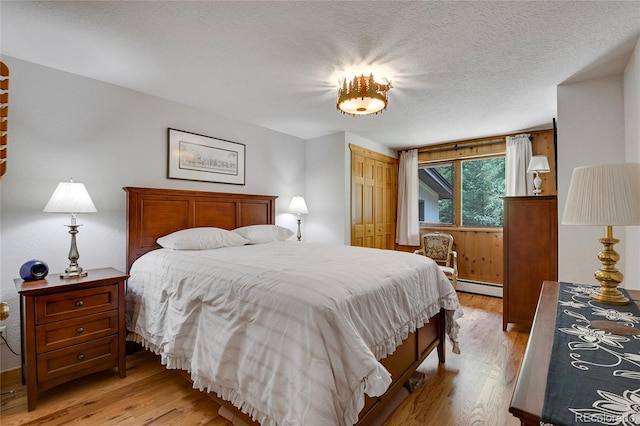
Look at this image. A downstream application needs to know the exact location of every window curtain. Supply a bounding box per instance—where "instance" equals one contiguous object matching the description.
[505,134,533,196]
[396,149,420,246]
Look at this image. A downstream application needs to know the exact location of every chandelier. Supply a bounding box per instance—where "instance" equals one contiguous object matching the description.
[336,73,392,116]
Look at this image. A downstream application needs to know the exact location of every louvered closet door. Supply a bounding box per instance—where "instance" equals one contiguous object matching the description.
[352,152,375,247]
[350,145,397,249]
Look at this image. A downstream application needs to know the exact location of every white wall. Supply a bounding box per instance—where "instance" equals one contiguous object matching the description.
[624,38,640,288]
[305,133,347,244]
[0,57,307,371]
[304,132,397,245]
[557,71,637,288]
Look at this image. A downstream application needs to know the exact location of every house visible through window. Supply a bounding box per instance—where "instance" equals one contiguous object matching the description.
[418,163,453,224]
[419,157,505,227]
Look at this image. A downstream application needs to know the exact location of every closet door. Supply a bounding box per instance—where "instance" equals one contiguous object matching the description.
[350,145,397,249]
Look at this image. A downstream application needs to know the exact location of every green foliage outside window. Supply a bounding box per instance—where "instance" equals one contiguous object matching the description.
[462,158,505,226]
[419,157,505,227]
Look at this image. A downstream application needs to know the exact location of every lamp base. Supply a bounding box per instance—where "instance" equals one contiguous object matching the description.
[590,226,629,305]
[60,222,87,279]
[591,287,629,305]
[60,268,88,279]
[532,172,543,195]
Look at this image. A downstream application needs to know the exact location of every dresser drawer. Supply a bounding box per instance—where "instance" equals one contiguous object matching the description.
[36,310,118,353]
[35,284,118,325]
[37,335,119,383]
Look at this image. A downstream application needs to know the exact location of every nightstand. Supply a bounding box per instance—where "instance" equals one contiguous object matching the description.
[14,267,129,411]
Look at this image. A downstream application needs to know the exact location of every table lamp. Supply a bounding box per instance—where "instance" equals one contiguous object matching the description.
[44,179,97,278]
[288,196,308,241]
[527,155,550,195]
[562,163,640,304]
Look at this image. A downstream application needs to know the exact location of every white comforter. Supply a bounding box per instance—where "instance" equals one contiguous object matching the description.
[126,242,462,426]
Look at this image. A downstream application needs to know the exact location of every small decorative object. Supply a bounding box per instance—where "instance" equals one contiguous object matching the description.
[19,259,49,281]
[527,155,550,195]
[43,179,97,279]
[337,73,392,116]
[168,128,246,185]
[0,302,8,320]
[562,162,640,305]
[288,196,308,241]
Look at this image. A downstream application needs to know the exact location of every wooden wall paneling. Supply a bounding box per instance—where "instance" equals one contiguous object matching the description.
[0,61,7,179]
[417,227,503,285]
[408,128,555,286]
[529,129,556,196]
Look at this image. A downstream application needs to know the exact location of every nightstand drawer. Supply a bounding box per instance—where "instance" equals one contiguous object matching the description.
[37,335,119,383]
[35,284,118,325]
[36,310,118,353]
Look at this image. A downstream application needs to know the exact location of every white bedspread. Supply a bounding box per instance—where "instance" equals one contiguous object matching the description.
[126,242,462,426]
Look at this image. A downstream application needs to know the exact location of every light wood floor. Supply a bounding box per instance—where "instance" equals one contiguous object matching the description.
[1,292,530,426]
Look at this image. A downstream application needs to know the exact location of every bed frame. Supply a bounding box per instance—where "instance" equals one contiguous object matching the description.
[124,186,446,425]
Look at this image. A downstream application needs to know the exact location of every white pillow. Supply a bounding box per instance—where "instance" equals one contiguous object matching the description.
[233,224,294,244]
[157,227,249,250]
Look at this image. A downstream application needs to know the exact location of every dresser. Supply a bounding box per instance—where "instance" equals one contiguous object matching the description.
[14,267,128,411]
[509,281,640,424]
[503,196,558,330]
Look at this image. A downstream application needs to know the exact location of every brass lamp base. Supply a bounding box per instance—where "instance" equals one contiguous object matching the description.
[590,225,629,305]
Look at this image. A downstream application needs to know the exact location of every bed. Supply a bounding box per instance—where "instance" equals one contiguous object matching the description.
[123,186,462,426]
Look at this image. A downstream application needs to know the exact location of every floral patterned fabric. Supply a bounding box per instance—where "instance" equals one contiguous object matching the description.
[424,234,452,264]
[541,283,640,426]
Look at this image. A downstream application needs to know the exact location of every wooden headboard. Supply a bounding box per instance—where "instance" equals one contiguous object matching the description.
[124,187,277,272]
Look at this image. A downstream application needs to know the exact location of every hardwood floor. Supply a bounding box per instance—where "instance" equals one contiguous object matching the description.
[1,292,530,426]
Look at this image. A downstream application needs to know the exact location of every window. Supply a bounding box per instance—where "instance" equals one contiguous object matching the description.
[419,156,505,227]
[418,163,453,224]
[461,157,505,226]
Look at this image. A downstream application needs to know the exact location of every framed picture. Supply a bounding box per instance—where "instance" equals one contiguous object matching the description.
[168,128,245,185]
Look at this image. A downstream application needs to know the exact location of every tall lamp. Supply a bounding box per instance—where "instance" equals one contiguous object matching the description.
[527,155,550,195]
[562,163,640,305]
[44,179,97,278]
[288,196,308,242]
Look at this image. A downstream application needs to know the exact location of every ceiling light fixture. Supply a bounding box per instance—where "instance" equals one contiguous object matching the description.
[337,73,392,116]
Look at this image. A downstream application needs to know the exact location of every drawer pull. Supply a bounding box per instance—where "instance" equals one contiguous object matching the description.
[77,354,85,361]
[76,300,84,307]
[76,327,84,334]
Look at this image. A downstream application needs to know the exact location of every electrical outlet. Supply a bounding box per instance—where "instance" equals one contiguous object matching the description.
[0,326,6,344]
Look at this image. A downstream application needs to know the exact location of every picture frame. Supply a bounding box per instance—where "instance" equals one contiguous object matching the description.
[168,128,245,185]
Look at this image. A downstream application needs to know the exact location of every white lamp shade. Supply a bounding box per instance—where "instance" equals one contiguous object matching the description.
[43,181,97,213]
[288,196,308,215]
[562,163,640,226]
[527,156,550,173]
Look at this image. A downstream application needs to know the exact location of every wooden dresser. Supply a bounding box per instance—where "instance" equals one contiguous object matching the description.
[509,281,640,424]
[14,267,128,411]
[503,196,558,330]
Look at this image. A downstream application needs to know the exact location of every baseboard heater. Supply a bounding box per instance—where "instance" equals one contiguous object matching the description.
[456,279,503,298]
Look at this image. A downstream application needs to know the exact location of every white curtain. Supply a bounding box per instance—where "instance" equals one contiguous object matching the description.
[396,149,420,246]
[505,134,533,196]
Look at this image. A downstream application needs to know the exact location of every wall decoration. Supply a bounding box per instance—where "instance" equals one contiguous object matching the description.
[168,128,245,185]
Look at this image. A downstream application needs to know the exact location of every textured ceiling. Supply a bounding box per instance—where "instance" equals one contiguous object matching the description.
[2,1,639,149]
